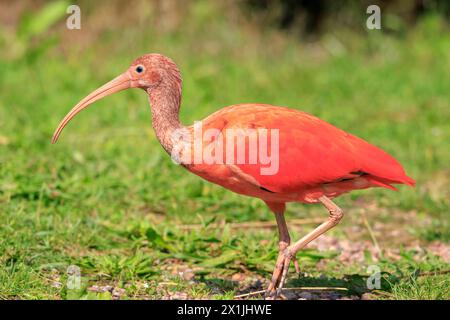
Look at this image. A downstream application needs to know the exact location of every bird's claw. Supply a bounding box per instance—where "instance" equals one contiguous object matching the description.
[265,247,299,299]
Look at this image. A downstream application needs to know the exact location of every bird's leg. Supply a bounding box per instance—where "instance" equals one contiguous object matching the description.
[265,210,299,298]
[267,196,344,298]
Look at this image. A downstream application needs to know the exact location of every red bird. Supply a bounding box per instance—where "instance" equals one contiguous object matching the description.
[52,54,415,298]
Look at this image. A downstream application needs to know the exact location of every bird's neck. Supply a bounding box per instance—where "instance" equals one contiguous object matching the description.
[147,82,184,155]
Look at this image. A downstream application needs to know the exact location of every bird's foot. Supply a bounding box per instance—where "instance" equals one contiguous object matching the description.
[265,246,300,299]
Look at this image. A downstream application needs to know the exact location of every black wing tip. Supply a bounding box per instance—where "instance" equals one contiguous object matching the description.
[260,186,276,193]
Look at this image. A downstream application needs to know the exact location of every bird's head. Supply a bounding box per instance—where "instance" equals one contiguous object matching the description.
[129,53,181,90]
[51,53,181,144]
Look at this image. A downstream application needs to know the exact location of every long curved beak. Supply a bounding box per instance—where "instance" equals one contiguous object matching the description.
[52,72,131,144]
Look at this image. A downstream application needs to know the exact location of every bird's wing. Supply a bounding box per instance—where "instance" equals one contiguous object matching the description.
[201,104,414,193]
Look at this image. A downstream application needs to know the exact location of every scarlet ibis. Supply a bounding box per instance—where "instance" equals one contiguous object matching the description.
[52,54,415,298]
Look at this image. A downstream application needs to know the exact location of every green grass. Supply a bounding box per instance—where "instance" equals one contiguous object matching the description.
[388,273,449,300]
[0,2,449,299]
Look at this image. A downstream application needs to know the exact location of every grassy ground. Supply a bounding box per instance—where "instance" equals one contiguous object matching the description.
[0,2,449,299]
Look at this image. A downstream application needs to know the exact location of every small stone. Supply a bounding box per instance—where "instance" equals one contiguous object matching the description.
[171,292,188,300]
[112,287,126,298]
[179,269,195,281]
[88,285,100,292]
[321,292,340,300]
[281,291,297,300]
[361,293,373,300]
[231,273,246,282]
[298,292,313,300]
[101,285,113,292]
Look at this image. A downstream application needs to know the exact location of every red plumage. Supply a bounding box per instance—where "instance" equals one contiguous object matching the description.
[187,104,414,203]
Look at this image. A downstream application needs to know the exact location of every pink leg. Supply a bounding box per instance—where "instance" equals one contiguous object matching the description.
[266,196,344,298]
[264,202,299,297]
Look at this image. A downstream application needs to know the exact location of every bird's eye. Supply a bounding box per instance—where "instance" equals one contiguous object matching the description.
[135,65,144,73]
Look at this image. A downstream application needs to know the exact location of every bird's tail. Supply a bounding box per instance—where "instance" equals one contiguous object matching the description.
[350,133,416,190]
[365,174,415,191]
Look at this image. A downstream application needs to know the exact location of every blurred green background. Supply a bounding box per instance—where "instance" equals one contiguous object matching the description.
[0,0,449,300]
